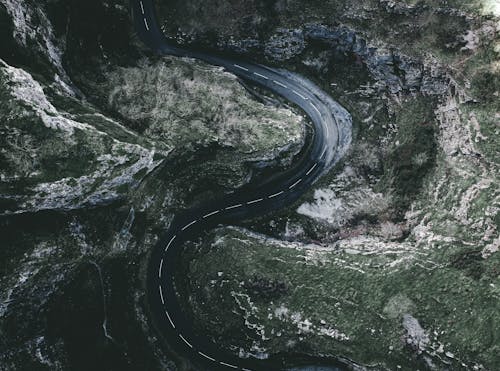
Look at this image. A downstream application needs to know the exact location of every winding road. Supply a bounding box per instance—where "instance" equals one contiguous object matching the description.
[132,0,352,369]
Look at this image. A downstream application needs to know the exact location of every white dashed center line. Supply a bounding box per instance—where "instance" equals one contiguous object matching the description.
[253,72,269,80]
[140,1,145,14]
[320,147,327,159]
[143,18,150,31]
[310,102,321,116]
[159,286,165,305]
[289,179,302,189]
[181,220,197,231]
[273,80,287,88]
[234,64,249,71]
[179,334,193,348]
[292,90,307,100]
[203,210,220,218]
[247,198,263,205]
[158,259,163,278]
[225,204,242,210]
[165,235,176,252]
[268,190,284,198]
[220,361,238,369]
[199,352,216,362]
[165,309,175,328]
[306,163,318,175]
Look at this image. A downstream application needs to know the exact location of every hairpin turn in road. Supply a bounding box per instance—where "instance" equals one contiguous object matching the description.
[132,0,352,369]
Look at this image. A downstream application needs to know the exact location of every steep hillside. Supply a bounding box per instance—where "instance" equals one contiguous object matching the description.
[157,0,500,369]
[0,1,305,369]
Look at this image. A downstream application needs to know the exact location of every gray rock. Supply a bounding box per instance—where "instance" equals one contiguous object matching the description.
[402,314,430,354]
[265,28,306,61]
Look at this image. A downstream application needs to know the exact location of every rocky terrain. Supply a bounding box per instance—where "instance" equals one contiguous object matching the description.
[0,0,304,369]
[0,0,498,370]
[157,0,500,370]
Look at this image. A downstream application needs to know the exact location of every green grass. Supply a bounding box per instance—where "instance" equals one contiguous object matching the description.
[179,227,500,369]
[375,96,438,217]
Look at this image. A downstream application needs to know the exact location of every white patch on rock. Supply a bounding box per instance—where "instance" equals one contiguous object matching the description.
[20,143,158,212]
[402,314,430,354]
[274,304,289,319]
[272,305,349,341]
[482,234,499,258]
[297,185,389,228]
[1,0,70,80]
[461,30,480,51]
[112,207,136,251]
[1,60,92,135]
[231,291,269,341]
[53,74,77,97]
[318,326,350,341]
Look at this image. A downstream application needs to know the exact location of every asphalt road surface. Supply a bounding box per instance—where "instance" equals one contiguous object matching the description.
[132,0,353,369]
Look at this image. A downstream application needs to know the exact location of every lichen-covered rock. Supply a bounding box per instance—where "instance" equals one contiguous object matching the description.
[1,0,498,370]
[0,59,161,214]
[264,28,305,61]
[0,0,307,369]
[96,56,305,190]
[155,0,499,369]
[182,224,499,369]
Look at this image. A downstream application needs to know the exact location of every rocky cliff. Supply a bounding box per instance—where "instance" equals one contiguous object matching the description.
[0,0,305,369]
[0,0,498,370]
[157,0,500,370]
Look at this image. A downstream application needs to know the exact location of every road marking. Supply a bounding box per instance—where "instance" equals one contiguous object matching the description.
[234,64,249,72]
[289,179,302,189]
[220,361,238,369]
[203,210,220,218]
[306,163,318,175]
[140,1,145,14]
[181,220,197,231]
[320,148,327,159]
[159,259,163,278]
[179,334,193,348]
[225,204,242,210]
[143,18,150,31]
[159,286,165,305]
[199,352,216,362]
[253,72,269,80]
[310,102,321,116]
[165,309,175,328]
[165,235,176,252]
[273,80,287,88]
[247,198,263,205]
[292,90,307,100]
[268,191,284,198]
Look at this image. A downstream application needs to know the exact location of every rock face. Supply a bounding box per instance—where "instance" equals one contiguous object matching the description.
[0,0,498,370]
[0,59,161,214]
[265,28,305,61]
[97,57,304,190]
[0,0,306,370]
[156,0,499,370]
